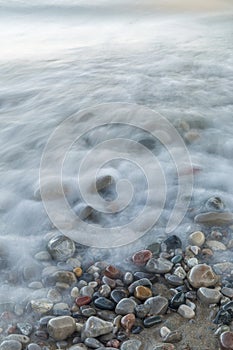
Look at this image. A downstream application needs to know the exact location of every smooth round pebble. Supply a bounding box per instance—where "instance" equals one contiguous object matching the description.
[197,287,222,304]
[220,331,233,350]
[178,304,195,319]
[187,264,218,288]
[189,231,205,247]
[0,340,22,350]
[120,339,142,350]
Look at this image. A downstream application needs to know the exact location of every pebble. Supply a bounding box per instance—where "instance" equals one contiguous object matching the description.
[120,314,135,332]
[146,258,173,274]
[194,212,233,226]
[30,300,53,314]
[51,271,77,285]
[189,231,205,247]
[0,340,22,350]
[76,296,92,307]
[6,334,29,344]
[104,265,121,279]
[47,316,76,340]
[187,264,218,288]
[187,258,198,268]
[197,287,222,304]
[169,292,186,310]
[16,322,32,336]
[47,288,62,302]
[135,304,150,318]
[123,272,134,285]
[171,255,183,264]
[222,287,233,298]
[147,242,161,256]
[82,316,113,338]
[143,315,162,327]
[102,276,116,289]
[106,339,120,348]
[128,278,152,294]
[162,330,182,343]
[177,304,195,319]
[115,298,137,315]
[80,306,97,317]
[131,250,152,266]
[27,344,41,350]
[47,234,75,261]
[160,326,171,338]
[111,289,128,303]
[173,266,186,279]
[164,235,182,250]
[80,286,94,298]
[134,286,152,300]
[145,296,168,315]
[98,284,111,298]
[220,331,233,350]
[214,310,232,325]
[120,339,142,350]
[84,337,103,349]
[213,262,233,274]
[153,343,175,350]
[94,297,115,310]
[206,240,227,251]
[73,267,83,278]
[68,345,88,350]
[165,274,184,287]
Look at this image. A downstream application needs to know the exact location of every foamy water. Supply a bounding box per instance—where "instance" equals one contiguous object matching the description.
[0,0,233,306]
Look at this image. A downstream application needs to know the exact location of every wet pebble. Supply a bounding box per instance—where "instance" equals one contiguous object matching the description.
[47,234,75,261]
[197,287,222,304]
[169,292,186,310]
[82,316,113,338]
[16,322,33,336]
[76,296,92,307]
[123,272,134,286]
[27,344,41,350]
[84,337,103,349]
[30,300,53,314]
[214,310,232,325]
[222,287,233,298]
[99,285,111,298]
[132,250,152,266]
[146,258,173,274]
[162,330,182,343]
[111,289,128,303]
[47,316,76,340]
[115,298,137,315]
[80,306,97,317]
[220,331,233,350]
[187,264,218,288]
[134,286,152,300]
[104,265,121,279]
[189,231,205,247]
[120,313,135,332]
[0,340,22,350]
[80,286,94,298]
[94,297,115,310]
[177,304,195,319]
[145,296,168,315]
[120,339,141,350]
[165,274,184,287]
[164,235,182,250]
[128,278,152,294]
[171,255,183,264]
[143,315,162,327]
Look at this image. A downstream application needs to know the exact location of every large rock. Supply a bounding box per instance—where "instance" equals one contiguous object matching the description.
[82,316,113,338]
[47,316,76,340]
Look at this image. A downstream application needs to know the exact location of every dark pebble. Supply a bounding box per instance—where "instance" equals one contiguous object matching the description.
[116,331,129,342]
[163,330,182,343]
[34,330,49,339]
[223,301,233,316]
[169,292,186,310]
[164,235,182,251]
[39,316,54,327]
[96,310,116,321]
[143,315,162,328]
[133,271,157,282]
[94,297,115,310]
[213,310,232,325]
[111,289,128,303]
[185,291,197,301]
[131,326,143,334]
[171,255,183,264]
[146,242,161,257]
[84,337,103,349]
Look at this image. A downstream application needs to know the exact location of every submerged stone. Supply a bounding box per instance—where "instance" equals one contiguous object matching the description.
[47,234,75,261]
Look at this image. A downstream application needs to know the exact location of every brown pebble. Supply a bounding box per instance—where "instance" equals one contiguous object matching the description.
[120,313,135,332]
[132,250,153,266]
[134,286,152,300]
[73,267,83,277]
[220,331,233,350]
[104,265,121,279]
[106,339,120,348]
[75,296,91,307]
[202,248,213,257]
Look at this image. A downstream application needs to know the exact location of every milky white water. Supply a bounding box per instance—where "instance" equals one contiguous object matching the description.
[0,0,233,307]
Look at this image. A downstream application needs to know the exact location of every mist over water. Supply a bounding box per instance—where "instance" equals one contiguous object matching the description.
[0,0,233,313]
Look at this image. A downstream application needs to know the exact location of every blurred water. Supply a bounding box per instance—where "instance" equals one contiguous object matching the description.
[0,0,233,295]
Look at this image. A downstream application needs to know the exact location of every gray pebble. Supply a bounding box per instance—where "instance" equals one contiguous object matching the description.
[115,298,137,315]
[47,316,76,340]
[145,296,168,315]
[146,258,173,274]
[82,316,113,338]
[84,337,103,348]
[0,340,22,350]
[197,287,222,304]
[120,339,142,350]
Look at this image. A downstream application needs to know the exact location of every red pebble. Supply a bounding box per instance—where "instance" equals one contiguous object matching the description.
[220,331,233,350]
[104,265,121,279]
[75,296,92,307]
[106,339,120,348]
[132,250,152,266]
[121,313,136,332]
